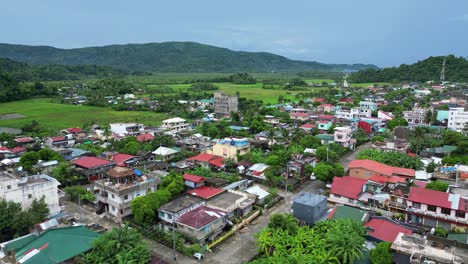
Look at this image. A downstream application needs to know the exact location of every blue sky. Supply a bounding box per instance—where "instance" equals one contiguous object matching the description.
[1,0,467,67]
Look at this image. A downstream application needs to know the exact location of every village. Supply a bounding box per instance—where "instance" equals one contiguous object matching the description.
[1,79,468,264]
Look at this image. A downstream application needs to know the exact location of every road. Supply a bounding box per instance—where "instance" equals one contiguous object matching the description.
[338,141,372,168]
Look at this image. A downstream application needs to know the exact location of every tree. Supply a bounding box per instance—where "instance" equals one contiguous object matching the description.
[387,117,408,130]
[300,135,322,149]
[28,196,49,224]
[315,146,338,162]
[426,161,437,173]
[370,242,393,264]
[64,186,87,201]
[426,181,449,192]
[268,214,299,235]
[19,152,40,171]
[38,148,63,161]
[160,172,184,197]
[122,141,142,155]
[313,163,334,182]
[51,162,73,182]
[424,110,433,125]
[325,219,366,264]
[83,226,151,264]
[131,189,172,225]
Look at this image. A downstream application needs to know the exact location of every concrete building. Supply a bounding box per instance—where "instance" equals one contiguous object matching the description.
[94,167,156,218]
[334,126,356,149]
[293,192,327,225]
[161,117,191,133]
[448,107,468,132]
[158,194,204,224]
[403,108,431,125]
[110,123,144,137]
[0,172,61,216]
[348,159,415,179]
[214,92,238,115]
[207,137,250,162]
[359,101,378,111]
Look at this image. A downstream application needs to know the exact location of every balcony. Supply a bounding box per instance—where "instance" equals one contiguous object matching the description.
[389,201,407,210]
[407,208,468,225]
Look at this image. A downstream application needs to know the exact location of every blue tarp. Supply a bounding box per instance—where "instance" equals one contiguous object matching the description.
[134,168,142,176]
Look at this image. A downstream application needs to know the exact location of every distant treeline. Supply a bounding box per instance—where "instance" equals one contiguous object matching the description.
[349,55,468,82]
[0,58,149,82]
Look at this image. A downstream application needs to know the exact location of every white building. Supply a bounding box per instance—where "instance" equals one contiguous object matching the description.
[94,167,157,218]
[359,101,378,111]
[0,172,61,216]
[161,117,190,133]
[377,110,394,121]
[336,107,372,119]
[403,108,431,125]
[110,123,144,136]
[448,107,468,132]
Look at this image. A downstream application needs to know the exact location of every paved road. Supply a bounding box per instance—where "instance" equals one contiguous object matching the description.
[339,141,373,168]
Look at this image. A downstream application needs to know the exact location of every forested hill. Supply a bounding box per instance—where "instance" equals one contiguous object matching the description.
[349,55,468,82]
[0,42,377,73]
[0,58,131,81]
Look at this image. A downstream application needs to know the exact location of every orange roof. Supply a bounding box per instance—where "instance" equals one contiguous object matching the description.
[348,159,415,177]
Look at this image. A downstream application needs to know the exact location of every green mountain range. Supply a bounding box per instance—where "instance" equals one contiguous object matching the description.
[0,41,377,73]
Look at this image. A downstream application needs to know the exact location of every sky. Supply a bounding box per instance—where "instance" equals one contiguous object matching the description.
[1,0,467,67]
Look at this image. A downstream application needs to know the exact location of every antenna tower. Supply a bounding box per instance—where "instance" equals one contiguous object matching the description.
[440,57,446,82]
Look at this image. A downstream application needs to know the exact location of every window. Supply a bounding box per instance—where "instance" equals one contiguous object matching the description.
[167,214,172,220]
[112,206,115,212]
[28,194,32,199]
[111,194,115,199]
[124,195,128,200]
[441,208,451,215]
[412,202,421,209]
[427,205,437,212]
[7,185,11,190]
[456,211,466,218]
[334,194,341,198]
[348,198,354,203]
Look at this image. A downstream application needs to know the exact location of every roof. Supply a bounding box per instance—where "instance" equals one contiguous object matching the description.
[364,218,412,242]
[368,175,407,185]
[319,114,334,119]
[106,166,134,178]
[50,136,66,142]
[244,185,269,200]
[15,226,99,264]
[315,134,334,140]
[442,145,458,153]
[112,153,136,166]
[188,186,225,199]
[72,156,113,169]
[208,157,224,168]
[328,205,368,222]
[348,159,415,177]
[163,117,186,123]
[290,112,308,117]
[2,234,37,253]
[14,137,34,143]
[330,176,367,199]
[136,133,154,142]
[159,194,203,213]
[152,146,179,156]
[320,104,334,107]
[176,205,225,229]
[407,187,452,208]
[301,123,316,129]
[66,127,82,133]
[11,147,26,154]
[187,153,218,162]
[294,192,327,206]
[183,173,205,183]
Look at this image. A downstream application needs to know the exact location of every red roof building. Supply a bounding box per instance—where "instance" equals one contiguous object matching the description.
[66,127,82,134]
[176,205,225,229]
[72,157,113,169]
[330,176,367,200]
[314,98,325,103]
[188,186,224,199]
[364,218,412,242]
[348,159,415,179]
[407,187,452,209]
[136,133,154,142]
[13,137,34,144]
[301,123,316,129]
[183,174,205,183]
[368,175,407,185]
[50,136,66,142]
[112,153,137,167]
[187,153,225,168]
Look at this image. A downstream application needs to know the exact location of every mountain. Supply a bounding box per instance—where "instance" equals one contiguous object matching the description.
[349,55,468,82]
[0,42,377,73]
[0,58,130,81]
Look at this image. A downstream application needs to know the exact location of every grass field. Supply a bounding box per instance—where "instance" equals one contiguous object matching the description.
[350,82,390,87]
[0,99,169,131]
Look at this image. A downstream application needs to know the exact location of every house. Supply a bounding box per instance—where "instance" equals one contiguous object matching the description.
[348,159,416,179]
[44,136,69,148]
[378,110,394,121]
[61,127,83,135]
[161,117,191,133]
[197,98,214,108]
[334,126,356,149]
[317,103,335,113]
[158,194,204,224]
[206,189,255,218]
[318,120,332,131]
[152,146,179,161]
[359,101,378,111]
[293,192,328,225]
[403,108,431,125]
[315,134,334,145]
[364,217,412,242]
[207,137,250,162]
[0,172,61,216]
[136,133,154,142]
[358,120,378,134]
[243,185,270,205]
[246,163,270,180]
[175,205,227,244]
[338,98,354,104]
[448,107,468,132]
[110,123,144,136]
[328,176,368,207]
[289,112,309,121]
[13,137,35,147]
[300,123,316,133]
[407,187,468,228]
[183,174,205,189]
[187,153,225,170]
[214,92,238,115]
[111,153,138,167]
[94,167,156,218]
[58,147,93,161]
[264,115,281,126]
[188,186,225,200]
[2,226,99,264]
[71,156,115,181]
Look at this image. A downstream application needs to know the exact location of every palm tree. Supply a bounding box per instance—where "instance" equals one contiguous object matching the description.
[291,127,305,150]
[424,110,433,125]
[325,219,366,264]
[266,128,277,149]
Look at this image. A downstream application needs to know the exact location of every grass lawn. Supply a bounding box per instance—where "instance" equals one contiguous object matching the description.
[0,98,169,131]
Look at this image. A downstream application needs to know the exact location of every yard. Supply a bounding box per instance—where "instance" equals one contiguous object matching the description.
[0,98,169,131]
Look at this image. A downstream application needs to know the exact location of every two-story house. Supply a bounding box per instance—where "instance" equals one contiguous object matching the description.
[175,205,226,244]
[207,137,250,162]
[334,126,356,149]
[161,117,191,133]
[71,156,115,181]
[328,176,368,207]
[359,101,378,111]
[348,159,415,180]
[110,123,144,137]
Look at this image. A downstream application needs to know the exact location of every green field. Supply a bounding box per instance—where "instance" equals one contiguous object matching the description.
[350,82,390,87]
[0,99,168,131]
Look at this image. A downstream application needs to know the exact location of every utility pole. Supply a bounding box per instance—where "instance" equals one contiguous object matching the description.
[172,221,176,263]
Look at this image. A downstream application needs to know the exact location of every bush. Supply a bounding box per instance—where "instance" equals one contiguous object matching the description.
[434,226,447,238]
[370,242,392,264]
[426,181,449,192]
[371,136,385,144]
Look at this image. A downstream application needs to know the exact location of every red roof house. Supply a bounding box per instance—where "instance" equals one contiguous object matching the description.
[188,186,225,199]
[13,137,35,144]
[188,153,225,169]
[183,173,206,189]
[72,157,114,169]
[66,127,82,134]
[314,98,325,103]
[136,133,154,142]
[301,123,316,130]
[176,205,225,229]
[368,174,407,185]
[112,153,137,167]
[348,159,415,179]
[330,176,367,200]
[407,187,452,209]
[364,218,412,242]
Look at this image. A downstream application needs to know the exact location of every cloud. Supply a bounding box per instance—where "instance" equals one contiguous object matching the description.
[449,13,468,21]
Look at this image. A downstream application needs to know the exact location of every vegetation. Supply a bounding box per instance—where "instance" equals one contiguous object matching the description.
[356,149,423,170]
[0,42,376,73]
[386,117,408,131]
[252,216,366,264]
[370,242,393,264]
[82,226,151,264]
[0,197,49,241]
[426,181,449,192]
[64,186,96,203]
[434,226,447,238]
[350,55,468,82]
